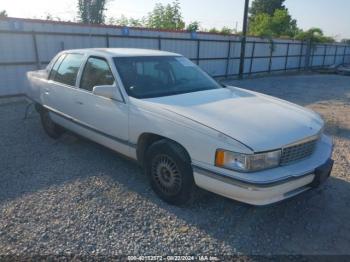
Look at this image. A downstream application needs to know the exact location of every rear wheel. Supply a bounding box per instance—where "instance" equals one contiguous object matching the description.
[145,140,194,205]
[40,108,64,139]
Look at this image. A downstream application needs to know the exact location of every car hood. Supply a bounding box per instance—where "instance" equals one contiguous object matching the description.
[144,87,324,152]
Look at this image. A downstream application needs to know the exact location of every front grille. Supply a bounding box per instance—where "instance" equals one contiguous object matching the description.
[280,137,319,165]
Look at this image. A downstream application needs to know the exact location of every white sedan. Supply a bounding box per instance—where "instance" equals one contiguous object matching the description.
[27,48,334,206]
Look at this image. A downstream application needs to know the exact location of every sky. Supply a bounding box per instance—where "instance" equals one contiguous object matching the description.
[0,0,349,40]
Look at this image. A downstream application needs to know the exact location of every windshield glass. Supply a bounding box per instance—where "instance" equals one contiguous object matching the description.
[113,56,221,98]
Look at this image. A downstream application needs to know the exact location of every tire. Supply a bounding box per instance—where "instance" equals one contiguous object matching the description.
[40,108,64,139]
[145,139,195,205]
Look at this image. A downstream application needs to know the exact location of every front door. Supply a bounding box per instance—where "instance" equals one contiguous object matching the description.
[71,56,130,156]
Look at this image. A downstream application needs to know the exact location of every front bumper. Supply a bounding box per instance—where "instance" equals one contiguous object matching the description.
[192,134,333,206]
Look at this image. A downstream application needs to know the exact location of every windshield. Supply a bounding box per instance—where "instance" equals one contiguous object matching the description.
[113,56,221,99]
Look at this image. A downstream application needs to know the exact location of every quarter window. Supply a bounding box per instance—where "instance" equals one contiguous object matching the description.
[80,57,115,92]
[49,54,66,80]
[53,53,84,86]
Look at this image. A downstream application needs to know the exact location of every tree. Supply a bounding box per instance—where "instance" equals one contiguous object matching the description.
[0,10,8,18]
[295,28,335,43]
[109,15,144,27]
[249,0,286,17]
[248,13,273,37]
[220,27,233,35]
[270,9,298,37]
[206,27,233,35]
[208,28,220,34]
[249,9,298,38]
[186,21,200,32]
[77,0,108,24]
[146,0,185,30]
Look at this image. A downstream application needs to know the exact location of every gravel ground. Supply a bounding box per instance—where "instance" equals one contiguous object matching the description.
[0,73,349,258]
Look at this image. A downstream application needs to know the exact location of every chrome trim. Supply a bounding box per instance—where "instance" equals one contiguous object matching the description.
[44,105,136,148]
[279,134,320,166]
[281,133,321,149]
[192,165,314,190]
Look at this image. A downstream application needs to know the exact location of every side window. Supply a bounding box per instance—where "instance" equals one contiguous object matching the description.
[53,53,84,86]
[80,57,115,92]
[49,54,66,80]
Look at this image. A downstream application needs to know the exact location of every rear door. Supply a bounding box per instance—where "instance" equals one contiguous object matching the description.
[72,56,130,153]
[44,53,85,119]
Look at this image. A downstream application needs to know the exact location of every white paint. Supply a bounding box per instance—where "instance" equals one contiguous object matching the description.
[27,48,334,205]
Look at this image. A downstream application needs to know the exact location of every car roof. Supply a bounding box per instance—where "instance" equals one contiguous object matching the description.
[63,48,181,57]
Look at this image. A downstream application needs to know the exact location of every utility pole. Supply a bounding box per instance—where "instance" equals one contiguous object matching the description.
[238,0,249,79]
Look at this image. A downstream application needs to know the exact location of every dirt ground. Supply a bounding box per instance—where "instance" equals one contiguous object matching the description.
[0,73,349,258]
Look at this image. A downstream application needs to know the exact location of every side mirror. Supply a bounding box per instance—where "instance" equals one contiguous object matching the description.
[92,85,123,102]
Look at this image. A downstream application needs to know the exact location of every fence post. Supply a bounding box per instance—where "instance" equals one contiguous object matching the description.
[60,41,65,51]
[268,41,273,73]
[238,0,250,79]
[196,39,200,65]
[333,45,338,65]
[342,45,347,64]
[249,41,255,75]
[158,36,162,50]
[322,45,327,67]
[298,43,304,71]
[310,46,316,68]
[284,43,290,71]
[106,33,110,48]
[305,40,312,70]
[31,31,41,69]
[225,40,231,78]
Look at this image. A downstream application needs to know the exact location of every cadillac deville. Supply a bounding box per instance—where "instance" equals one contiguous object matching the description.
[27,48,334,206]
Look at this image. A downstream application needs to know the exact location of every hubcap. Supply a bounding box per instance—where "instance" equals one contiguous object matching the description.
[151,154,182,196]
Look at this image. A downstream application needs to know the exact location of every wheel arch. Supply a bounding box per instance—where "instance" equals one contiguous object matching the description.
[136,132,191,167]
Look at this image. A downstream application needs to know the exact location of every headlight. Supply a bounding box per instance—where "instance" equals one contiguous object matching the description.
[215,149,281,172]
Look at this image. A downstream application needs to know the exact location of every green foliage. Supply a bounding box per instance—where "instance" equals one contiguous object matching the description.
[249,0,286,17]
[186,21,200,32]
[295,28,335,43]
[220,26,233,35]
[208,28,220,34]
[0,10,8,18]
[108,15,144,27]
[248,0,334,43]
[249,9,297,38]
[146,0,185,30]
[77,0,107,24]
[207,27,233,35]
[248,13,273,37]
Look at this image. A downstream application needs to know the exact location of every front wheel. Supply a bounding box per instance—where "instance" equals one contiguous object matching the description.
[145,140,195,205]
[39,108,64,139]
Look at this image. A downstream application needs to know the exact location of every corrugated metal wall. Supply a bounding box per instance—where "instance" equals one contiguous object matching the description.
[0,17,349,96]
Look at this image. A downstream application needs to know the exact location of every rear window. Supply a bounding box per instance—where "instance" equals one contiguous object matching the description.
[52,53,84,86]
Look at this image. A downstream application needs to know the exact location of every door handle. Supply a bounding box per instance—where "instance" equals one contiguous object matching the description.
[76,101,84,105]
